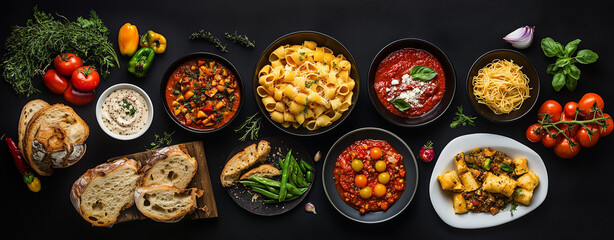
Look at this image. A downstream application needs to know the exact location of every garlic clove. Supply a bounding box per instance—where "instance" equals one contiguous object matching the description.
[504,26,535,49]
[305,202,317,214]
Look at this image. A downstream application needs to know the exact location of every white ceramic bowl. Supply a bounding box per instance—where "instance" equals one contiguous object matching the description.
[95,83,154,140]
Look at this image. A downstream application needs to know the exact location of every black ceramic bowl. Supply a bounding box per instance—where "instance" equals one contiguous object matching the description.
[466,49,540,122]
[368,38,456,127]
[322,127,418,223]
[253,31,359,136]
[160,52,243,133]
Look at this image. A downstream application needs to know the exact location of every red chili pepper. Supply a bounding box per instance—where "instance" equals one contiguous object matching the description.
[5,137,41,192]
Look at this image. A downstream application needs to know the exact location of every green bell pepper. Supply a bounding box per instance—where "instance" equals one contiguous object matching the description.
[128,47,155,77]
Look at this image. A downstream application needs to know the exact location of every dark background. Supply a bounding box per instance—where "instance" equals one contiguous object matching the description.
[2,0,612,239]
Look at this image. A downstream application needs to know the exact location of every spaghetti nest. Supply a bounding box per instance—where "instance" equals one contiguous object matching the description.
[472,59,531,114]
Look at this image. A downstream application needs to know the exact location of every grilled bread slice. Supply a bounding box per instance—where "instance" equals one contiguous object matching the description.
[220,140,271,187]
[240,164,280,180]
[140,145,198,189]
[70,158,141,227]
[134,185,203,223]
[22,103,89,176]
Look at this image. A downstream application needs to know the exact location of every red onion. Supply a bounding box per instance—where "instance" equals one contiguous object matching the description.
[503,26,535,49]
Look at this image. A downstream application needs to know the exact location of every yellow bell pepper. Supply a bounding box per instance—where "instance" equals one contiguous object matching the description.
[118,23,140,57]
[140,30,167,54]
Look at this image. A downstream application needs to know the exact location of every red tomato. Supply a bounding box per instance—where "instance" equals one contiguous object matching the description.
[53,53,83,77]
[526,123,544,142]
[578,93,605,118]
[553,137,581,159]
[71,66,100,92]
[354,174,368,188]
[577,125,600,147]
[63,84,96,106]
[370,147,383,159]
[43,69,69,94]
[598,113,613,137]
[541,129,560,148]
[537,100,562,123]
[563,101,579,119]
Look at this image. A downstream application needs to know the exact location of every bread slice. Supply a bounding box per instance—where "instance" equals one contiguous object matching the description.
[140,145,198,189]
[220,140,271,187]
[18,99,50,154]
[70,158,141,227]
[134,185,203,223]
[240,164,280,180]
[22,103,89,176]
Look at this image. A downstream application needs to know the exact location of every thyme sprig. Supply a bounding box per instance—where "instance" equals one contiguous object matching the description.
[235,113,262,141]
[224,31,255,48]
[147,131,175,150]
[189,30,228,52]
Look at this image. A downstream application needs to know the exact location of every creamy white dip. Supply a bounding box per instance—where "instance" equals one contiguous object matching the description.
[100,88,149,135]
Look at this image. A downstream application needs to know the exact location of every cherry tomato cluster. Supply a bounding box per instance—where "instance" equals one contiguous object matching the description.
[43,53,100,105]
[526,93,612,159]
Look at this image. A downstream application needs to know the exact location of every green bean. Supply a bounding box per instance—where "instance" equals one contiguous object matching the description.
[239,180,267,188]
[251,186,279,200]
[266,185,279,194]
[279,150,292,201]
[249,176,303,195]
[301,160,313,171]
[306,170,313,183]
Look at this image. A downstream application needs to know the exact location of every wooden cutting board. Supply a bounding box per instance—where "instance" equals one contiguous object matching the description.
[106,141,218,223]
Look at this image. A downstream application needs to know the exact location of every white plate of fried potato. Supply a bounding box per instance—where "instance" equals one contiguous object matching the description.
[429,133,548,229]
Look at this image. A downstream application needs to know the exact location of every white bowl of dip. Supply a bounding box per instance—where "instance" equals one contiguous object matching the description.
[96,83,154,140]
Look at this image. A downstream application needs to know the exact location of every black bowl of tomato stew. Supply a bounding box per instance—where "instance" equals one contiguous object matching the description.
[161,52,243,133]
[368,38,456,127]
[322,127,418,223]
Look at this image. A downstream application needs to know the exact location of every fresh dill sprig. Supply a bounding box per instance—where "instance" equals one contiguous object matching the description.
[189,29,228,52]
[147,131,175,150]
[235,113,262,141]
[224,31,255,48]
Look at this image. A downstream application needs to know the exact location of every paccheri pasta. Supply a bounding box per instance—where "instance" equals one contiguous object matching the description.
[257,41,355,130]
[472,59,531,115]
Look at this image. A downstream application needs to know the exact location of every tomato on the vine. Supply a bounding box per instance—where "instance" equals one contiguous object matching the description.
[53,53,83,77]
[537,100,562,123]
[563,101,579,119]
[71,66,100,92]
[578,93,604,118]
[553,137,581,159]
[541,129,559,148]
[558,113,579,137]
[599,113,613,137]
[43,69,69,94]
[577,125,600,148]
[526,123,544,142]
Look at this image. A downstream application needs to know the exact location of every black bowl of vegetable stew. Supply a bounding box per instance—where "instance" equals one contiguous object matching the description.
[161,52,243,133]
[253,31,360,136]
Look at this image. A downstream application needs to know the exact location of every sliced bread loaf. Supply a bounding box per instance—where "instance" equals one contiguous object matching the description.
[70,158,141,227]
[240,164,280,180]
[221,140,271,187]
[18,99,50,154]
[140,145,198,189]
[134,185,203,223]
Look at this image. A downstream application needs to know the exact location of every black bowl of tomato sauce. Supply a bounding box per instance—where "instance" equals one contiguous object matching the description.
[160,52,243,133]
[368,38,456,127]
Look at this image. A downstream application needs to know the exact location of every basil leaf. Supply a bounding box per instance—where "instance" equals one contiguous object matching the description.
[552,71,566,91]
[546,63,559,75]
[390,98,411,111]
[501,162,514,173]
[564,39,581,56]
[409,65,438,81]
[566,64,581,80]
[541,37,564,58]
[555,57,571,68]
[565,75,578,92]
[575,49,599,64]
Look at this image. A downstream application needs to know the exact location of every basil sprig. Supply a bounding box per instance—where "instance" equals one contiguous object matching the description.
[541,37,598,92]
[390,98,411,111]
[409,65,438,81]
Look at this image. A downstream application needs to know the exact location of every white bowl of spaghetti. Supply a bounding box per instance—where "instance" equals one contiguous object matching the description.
[466,49,539,122]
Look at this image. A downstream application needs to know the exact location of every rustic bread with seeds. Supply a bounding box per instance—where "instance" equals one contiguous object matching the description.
[140,145,198,189]
[70,158,141,227]
[134,185,203,223]
[21,103,89,176]
[220,140,271,187]
[18,99,50,154]
[240,164,280,180]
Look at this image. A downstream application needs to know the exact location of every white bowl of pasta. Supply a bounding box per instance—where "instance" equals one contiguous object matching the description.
[253,31,359,136]
[466,49,540,122]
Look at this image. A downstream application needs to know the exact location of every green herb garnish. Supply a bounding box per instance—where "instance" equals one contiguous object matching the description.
[541,37,598,91]
[121,99,136,116]
[147,131,175,150]
[235,112,262,141]
[305,78,319,88]
[409,65,438,81]
[190,29,228,52]
[224,31,255,48]
[390,98,412,111]
[450,105,476,128]
[1,6,119,97]
[501,162,514,173]
[510,202,518,216]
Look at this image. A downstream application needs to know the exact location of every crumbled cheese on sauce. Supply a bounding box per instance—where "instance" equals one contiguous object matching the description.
[387,74,430,108]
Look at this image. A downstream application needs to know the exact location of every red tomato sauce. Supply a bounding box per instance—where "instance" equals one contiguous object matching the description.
[333,139,405,214]
[374,48,446,117]
[165,59,241,130]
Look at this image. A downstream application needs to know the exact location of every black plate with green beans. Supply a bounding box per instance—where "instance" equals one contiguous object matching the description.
[225,136,315,216]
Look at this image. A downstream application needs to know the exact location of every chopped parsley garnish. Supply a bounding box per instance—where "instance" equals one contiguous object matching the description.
[121,99,136,116]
